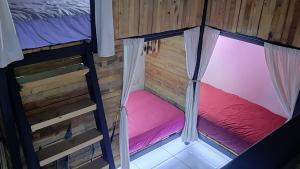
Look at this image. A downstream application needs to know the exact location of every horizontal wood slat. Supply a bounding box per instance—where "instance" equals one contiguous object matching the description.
[17,64,89,91]
[76,158,108,169]
[29,98,96,132]
[37,129,102,166]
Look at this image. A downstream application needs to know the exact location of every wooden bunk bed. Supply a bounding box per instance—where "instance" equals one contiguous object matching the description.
[0,0,114,169]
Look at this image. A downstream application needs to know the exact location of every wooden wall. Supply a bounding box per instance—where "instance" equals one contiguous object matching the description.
[145,36,187,109]
[206,0,300,48]
[113,0,204,39]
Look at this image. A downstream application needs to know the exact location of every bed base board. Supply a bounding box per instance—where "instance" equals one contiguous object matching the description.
[13,42,89,67]
[130,132,181,161]
[198,132,237,159]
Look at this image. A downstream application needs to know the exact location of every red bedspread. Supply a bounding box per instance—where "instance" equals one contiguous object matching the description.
[198,83,286,154]
[127,90,184,153]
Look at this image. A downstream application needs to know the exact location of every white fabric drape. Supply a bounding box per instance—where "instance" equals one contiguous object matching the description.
[95,0,115,57]
[182,26,220,142]
[0,0,23,68]
[130,50,145,92]
[120,38,144,169]
[264,43,300,119]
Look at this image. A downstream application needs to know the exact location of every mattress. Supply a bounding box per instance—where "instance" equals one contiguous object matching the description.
[9,0,91,49]
[127,90,184,153]
[197,83,286,154]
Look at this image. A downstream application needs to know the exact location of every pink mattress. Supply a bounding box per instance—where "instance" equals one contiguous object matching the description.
[127,90,184,153]
[197,83,287,154]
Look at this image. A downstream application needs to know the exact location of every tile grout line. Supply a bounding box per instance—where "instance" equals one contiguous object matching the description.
[150,148,174,169]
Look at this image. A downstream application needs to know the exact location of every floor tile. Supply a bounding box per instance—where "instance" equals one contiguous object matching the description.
[153,157,191,169]
[175,149,215,169]
[130,163,140,169]
[132,147,172,169]
[197,140,232,162]
[178,142,231,169]
[162,137,196,155]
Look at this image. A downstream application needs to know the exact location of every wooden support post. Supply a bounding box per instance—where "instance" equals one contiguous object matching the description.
[193,0,209,80]
[90,0,97,53]
[0,68,22,169]
[6,66,40,169]
[82,42,115,169]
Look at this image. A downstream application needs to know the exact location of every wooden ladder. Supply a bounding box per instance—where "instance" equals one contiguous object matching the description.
[3,44,115,169]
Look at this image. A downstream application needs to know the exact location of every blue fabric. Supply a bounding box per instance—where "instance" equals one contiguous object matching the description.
[8,0,91,49]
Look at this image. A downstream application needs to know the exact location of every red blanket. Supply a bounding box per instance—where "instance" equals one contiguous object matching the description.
[198,83,286,154]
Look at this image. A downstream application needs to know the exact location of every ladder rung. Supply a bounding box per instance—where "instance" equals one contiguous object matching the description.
[77,158,109,169]
[29,99,96,132]
[37,129,102,167]
[17,64,89,89]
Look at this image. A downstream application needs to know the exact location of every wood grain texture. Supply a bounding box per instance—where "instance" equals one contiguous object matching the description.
[37,129,102,166]
[114,0,204,39]
[206,0,241,32]
[257,0,290,41]
[117,0,140,38]
[139,0,154,35]
[145,36,187,109]
[77,157,108,169]
[237,0,264,36]
[281,0,300,47]
[29,99,96,132]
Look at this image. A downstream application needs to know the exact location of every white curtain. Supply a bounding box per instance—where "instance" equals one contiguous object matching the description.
[0,0,23,68]
[95,0,115,57]
[120,38,144,169]
[264,43,300,119]
[130,51,145,92]
[182,26,220,142]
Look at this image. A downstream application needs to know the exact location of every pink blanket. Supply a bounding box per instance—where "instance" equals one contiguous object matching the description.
[127,90,184,153]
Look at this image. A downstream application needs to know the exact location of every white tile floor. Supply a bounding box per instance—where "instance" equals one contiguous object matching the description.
[126,137,232,169]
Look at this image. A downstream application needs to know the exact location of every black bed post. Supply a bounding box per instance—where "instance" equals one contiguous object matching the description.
[87,1,115,168]
[6,66,41,169]
[0,68,22,169]
[90,0,98,53]
[292,92,300,118]
[193,0,208,80]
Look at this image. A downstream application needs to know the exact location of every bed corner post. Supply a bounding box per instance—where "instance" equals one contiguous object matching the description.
[0,68,23,169]
[90,0,97,53]
[193,0,209,81]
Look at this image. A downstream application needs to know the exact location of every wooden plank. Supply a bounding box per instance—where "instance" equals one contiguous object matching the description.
[17,64,86,84]
[139,0,154,35]
[206,0,241,32]
[76,158,108,169]
[257,0,290,41]
[181,0,204,28]
[37,129,102,166]
[237,0,264,36]
[17,64,89,90]
[118,0,139,38]
[14,56,82,77]
[281,0,300,47]
[145,37,187,108]
[113,0,120,39]
[29,98,96,132]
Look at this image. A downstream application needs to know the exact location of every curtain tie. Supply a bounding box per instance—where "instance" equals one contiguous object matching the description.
[120,106,128,116]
